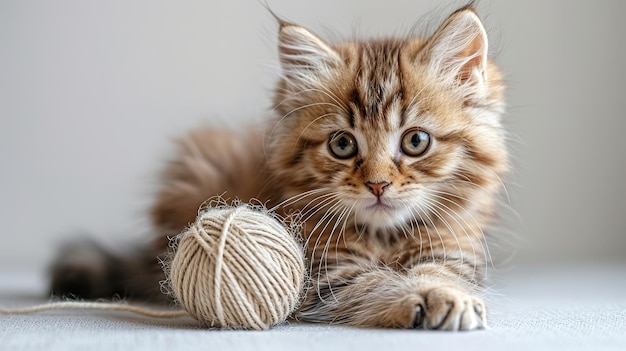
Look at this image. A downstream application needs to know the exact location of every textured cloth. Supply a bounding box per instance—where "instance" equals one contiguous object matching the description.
[1,264,625,351]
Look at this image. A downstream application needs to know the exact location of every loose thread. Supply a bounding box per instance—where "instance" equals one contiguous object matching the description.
[0,301,189,319]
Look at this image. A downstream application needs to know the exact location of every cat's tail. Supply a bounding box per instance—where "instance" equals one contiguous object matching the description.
[49,239,168,302]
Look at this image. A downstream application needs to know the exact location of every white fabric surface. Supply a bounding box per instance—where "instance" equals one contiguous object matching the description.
[1,264,625,351]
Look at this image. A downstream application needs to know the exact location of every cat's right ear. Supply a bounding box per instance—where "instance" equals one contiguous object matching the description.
[278,23,343,87]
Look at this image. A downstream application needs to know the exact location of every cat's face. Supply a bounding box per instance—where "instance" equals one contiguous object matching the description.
[269,10,508,233]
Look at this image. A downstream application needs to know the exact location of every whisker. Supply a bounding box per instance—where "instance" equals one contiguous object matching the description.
[308,201,345,302]
[295,112,337,147]
[319,202,353,302]
[403,202,435,265]
[412,201,451,267]
[304,87,350,115]
[303,197,342,249]
[422,197,481,282]
[270,187,330,211]
[426,192,494,272]
[301,194,343,222]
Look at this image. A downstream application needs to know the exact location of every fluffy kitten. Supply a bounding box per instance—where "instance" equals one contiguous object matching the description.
[51,5,508,331]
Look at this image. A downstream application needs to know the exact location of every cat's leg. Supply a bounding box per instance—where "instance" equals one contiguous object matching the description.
[296,256,486,330]
[49,240,168,301]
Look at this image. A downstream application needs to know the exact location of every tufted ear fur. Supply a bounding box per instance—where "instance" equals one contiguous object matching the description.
[278,23,343,88]
[418,7,489,99]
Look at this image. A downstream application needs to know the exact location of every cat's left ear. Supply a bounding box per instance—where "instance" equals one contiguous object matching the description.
[418,7,489,97]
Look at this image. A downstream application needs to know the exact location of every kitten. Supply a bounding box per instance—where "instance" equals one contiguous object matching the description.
[51,5,508,331]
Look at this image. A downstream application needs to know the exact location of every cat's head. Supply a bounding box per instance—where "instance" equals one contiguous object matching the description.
[268,7,508,233]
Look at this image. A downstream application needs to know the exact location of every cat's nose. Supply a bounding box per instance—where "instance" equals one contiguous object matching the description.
[365,181,390,197]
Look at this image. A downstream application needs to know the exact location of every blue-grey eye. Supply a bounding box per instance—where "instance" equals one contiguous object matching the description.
[328,131,357,159]
[401,129,431,156]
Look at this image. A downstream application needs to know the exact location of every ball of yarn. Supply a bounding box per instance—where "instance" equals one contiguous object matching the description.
[167,204,305,330]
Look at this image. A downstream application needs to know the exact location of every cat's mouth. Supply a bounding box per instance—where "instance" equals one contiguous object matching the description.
[356,198,409,229]
[366,199,394,211]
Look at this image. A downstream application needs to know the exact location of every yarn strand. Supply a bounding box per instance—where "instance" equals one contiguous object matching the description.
[0,301,189,319]
[213,206,242,327]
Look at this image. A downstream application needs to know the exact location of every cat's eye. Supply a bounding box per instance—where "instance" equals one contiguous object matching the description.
[401,129,431,157]
[328,131,358,159]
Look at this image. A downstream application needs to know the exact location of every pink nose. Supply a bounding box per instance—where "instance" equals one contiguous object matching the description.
[366,181,390,197]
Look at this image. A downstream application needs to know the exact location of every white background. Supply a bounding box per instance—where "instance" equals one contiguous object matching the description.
[1,0,625,272]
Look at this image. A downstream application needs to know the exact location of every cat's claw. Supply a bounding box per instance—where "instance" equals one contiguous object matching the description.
[421,287,487,331]
[412,304,425,328]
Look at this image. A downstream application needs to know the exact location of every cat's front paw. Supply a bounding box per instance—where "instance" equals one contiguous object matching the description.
[416,287,486,331]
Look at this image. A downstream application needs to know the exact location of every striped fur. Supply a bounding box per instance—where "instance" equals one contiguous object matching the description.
[50,6,507,331]
[267,6,507,330]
